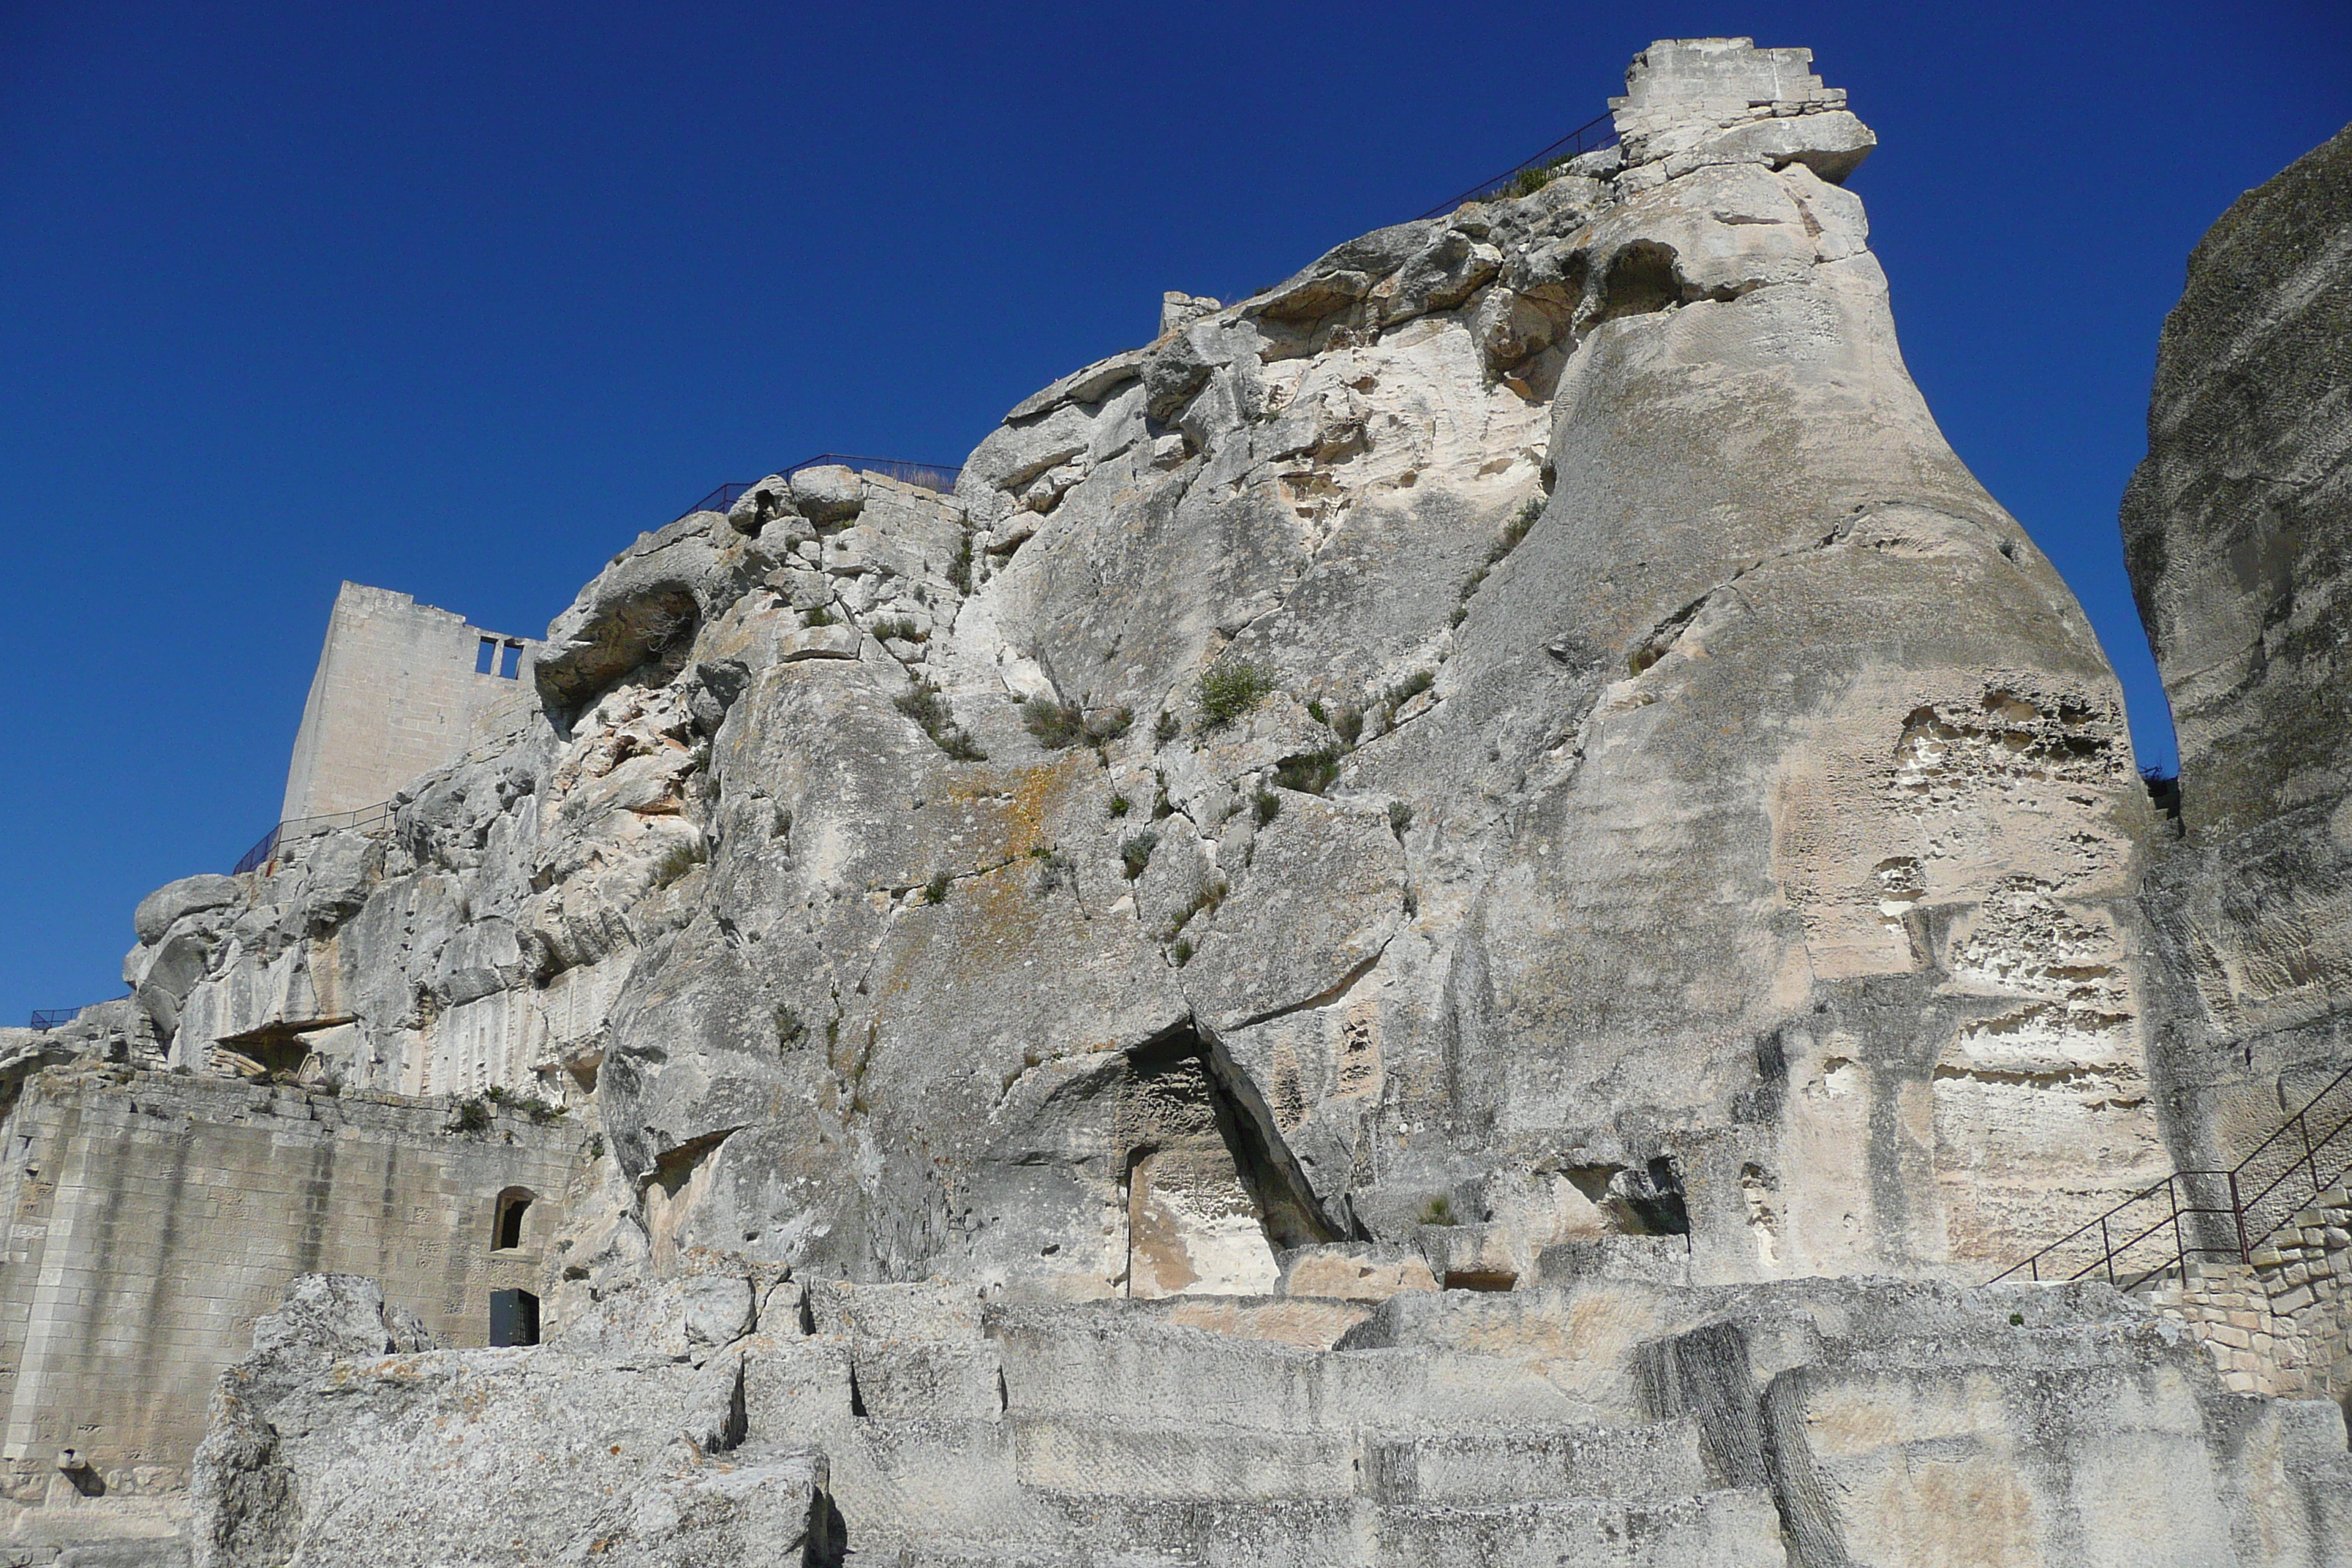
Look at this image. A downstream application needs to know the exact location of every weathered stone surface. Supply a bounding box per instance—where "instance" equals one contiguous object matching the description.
[2124,124,2352,1263]
[134,876,244,946]
[790,463,866,524]
[43,37,2352,1568]
[196,1311,831,1568]
[777,623,862,661]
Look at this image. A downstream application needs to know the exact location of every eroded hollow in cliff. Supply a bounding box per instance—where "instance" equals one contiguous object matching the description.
[1115,1017,1342,1297]
[535,584,702,734]
[1594,240,1683,322]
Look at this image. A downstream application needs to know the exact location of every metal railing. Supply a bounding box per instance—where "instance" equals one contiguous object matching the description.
[673,453,964,524]
[232,799,396,876]
[1989,1062,2352,1292]
[1420,111,1620,221]
[29,1007,90,1031]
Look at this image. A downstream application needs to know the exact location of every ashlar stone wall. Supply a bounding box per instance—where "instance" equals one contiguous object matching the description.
[0,1067,585,1499]
[2145,1185,2352,1401]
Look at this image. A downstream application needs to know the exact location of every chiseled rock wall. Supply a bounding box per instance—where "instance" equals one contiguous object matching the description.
[192,1267,2352,1568]
[2124,123,2352,1215]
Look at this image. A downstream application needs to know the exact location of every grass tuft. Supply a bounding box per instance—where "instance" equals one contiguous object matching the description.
[651,839,709,889]
[895,680,988,761]
[1025,700,1133,752]
[1197,661,1275,729]
[1119,831,1160,881]
[1273,750,1341,796]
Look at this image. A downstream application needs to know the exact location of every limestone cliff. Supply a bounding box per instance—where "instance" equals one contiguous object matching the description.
[116,37,2161,1316]
[26,39,2352,1568]
[2125,123,2352,1177]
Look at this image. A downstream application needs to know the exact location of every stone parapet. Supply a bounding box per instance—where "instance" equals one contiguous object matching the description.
[1608,37,1873,187]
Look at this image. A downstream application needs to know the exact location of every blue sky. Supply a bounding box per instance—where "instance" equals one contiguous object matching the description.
[3,1,2347,1021]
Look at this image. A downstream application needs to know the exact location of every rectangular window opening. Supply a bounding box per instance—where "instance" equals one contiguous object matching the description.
[475,637,498,675]
[499,641,523,679]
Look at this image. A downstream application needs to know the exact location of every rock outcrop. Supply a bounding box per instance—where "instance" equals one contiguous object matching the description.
[113,34,2163,1316]
[17,35,2352,1568]
[2125,123,2352,1181]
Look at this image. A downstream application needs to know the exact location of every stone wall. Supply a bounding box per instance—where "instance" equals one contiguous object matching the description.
[279,581,543,822]
[2144,1184,2352,1402]
[0,1067,584,1498]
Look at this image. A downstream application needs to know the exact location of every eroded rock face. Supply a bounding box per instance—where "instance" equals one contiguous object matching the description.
[2124,123,2352,1183]
[102,38,2167,1311]
[124,39,2352,1568]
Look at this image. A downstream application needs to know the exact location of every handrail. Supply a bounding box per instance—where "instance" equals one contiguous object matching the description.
[671,453,965,524]
[232,799,397,876]
[1419,111,1619,221]
[1989,1060,2352,1291]
[29,1006,91,1031]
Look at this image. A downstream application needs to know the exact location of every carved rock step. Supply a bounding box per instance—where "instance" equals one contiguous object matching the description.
[861,1487,1788,1568]
[1008,1413,1708,1504]
[990,1313,1613,1433]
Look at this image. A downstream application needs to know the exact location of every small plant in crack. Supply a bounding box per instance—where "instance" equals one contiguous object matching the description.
[1331,704,1364,747]
[1119,831,1160,880]
[946,532,974,593]
[1164,879,1228,940]
[1196,660,1275,729]
[1273,750,1341,796]
[1151,773,1175,821]
[1035,850,1072,893]
[1109,794,1131,818]
[1450,497,1544,623]
[1025,700,1133,752]
[923,871,952,905]
[774,1003,807,1049]
[1172,938,1194,967]
[1252,788,1281,827]
[1418,1194,1457,1226]
[871,615,921,643]
[804,604,837,627]
[1388,801,1414,841]
[895,680,988,761]
[651,839,709,889]
[1379,669,1434,716]
[1153,709,1180,745]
